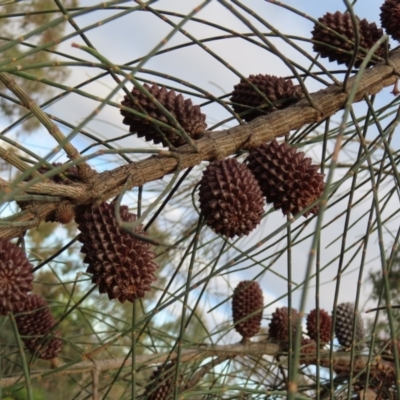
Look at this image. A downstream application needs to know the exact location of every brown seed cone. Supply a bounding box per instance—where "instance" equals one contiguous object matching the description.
[75,201,158,303]
[15,294,62,360]
[381,0,400,42]
[199,158,265,238]
[232,281,264,340]
[333,302,365,350]
[230,74,303,122]
[312,11,386,67]
[120,83,207,147]
[246,140,325,217]
[269,307,299,342]
[146,363,179,400]
[300,338,317,366]
[0,240,33,315]
[306,308,332,345]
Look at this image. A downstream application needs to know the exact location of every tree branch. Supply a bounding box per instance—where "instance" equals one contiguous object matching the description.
[0,341,394,389]
[1,48,399,239]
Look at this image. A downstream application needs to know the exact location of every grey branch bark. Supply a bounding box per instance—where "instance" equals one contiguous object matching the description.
[1,48,400,239]
[0,341,394,388]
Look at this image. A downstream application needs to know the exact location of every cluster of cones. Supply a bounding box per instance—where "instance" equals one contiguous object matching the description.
[199,140,325,238]
[118,4,400,240]
[1,199,160,362]
[0,240,62,360]
[119,1,400,147]
[230,281,366,358]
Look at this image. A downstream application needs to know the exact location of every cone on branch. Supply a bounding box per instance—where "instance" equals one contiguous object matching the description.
[120,83,207,147]
[15,294,62,360]
[75,201,158,303]
[306,308,332,345]
[380,0,400,42]
[246,140,325,217]
[232,280,264,340]
[145,363,179,400]
[230,74,303,122]
[334,302,365,350]
[0,240,33,315]
[312,11,386,67]
[269,306,299,342]
[199,158,265,238]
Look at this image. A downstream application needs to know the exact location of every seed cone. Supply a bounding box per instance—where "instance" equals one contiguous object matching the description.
[230,74,303,122]
[269,307,299,342]
[334,302,365,350]
[146,363,179,400]
[312,11,386,67]
[246,140,325,217]
[199,158,265,238]
[75,201,158,303]
[306,308,332,344]
[120,83,207,147]
[381,0,400,42]
[15,294,62,360]
[232,281,264,340]
[0,240,33,315]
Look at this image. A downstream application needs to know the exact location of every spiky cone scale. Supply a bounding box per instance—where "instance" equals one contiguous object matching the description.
[334,302,365,350]
[381,0,400,42]
[146,363,179,400]
[246,140,325,217]
[269,307,299,342]
[306,308,332,345]
[312,11,386,67]
[199,158,265,238]
[0,240,33,315]
[232,281,264,340]
[230,74,303,122]
[75,201,158,303]
[15,294,62,360]
[300,338,317,366]
[120,83,207,147]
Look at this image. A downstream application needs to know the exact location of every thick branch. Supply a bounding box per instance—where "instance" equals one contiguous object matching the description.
[0,341,393,388]
[1,48,400,239]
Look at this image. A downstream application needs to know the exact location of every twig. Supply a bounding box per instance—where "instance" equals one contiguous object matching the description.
[91,367,99,400]
[184,356,231,390]
[0,341,394,388]
[0,72,94,180]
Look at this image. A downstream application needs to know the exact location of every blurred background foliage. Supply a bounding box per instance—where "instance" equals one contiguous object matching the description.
[0,0,78,133]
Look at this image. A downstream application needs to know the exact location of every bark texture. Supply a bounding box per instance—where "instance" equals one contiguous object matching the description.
[2,47,399,239]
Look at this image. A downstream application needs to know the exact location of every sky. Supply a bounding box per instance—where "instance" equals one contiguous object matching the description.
[2,0,400,343]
